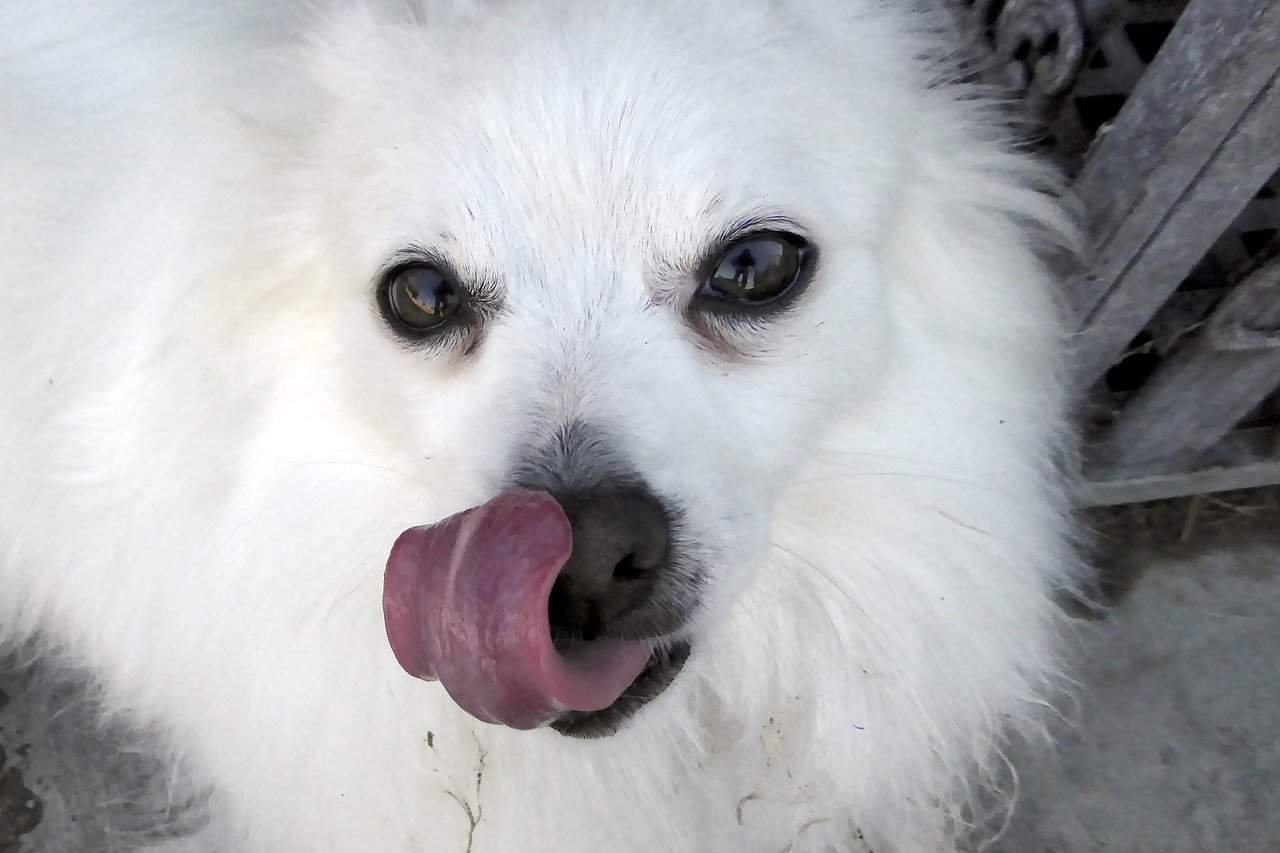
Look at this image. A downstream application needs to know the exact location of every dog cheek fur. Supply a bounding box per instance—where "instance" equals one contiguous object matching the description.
[460,144,1082,853]
[517,85,1080,853]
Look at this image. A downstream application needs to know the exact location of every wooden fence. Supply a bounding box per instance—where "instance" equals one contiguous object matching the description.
[956,0,1280,506]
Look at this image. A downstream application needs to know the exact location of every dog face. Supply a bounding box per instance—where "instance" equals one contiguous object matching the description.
[263,2,919,732]
[1,1,1077,846]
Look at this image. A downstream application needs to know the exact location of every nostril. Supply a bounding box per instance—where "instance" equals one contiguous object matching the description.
[580,607,602,643]
[612,553,645,581]
[536,480,673,646]
[548,576,604,647]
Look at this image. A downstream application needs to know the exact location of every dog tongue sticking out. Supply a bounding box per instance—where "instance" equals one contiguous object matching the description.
[383,489,653,730]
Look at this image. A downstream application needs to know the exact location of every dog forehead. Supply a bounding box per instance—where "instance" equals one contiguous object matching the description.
[440,58,793,230]
[320,0,911,314]
[334,4,831,248]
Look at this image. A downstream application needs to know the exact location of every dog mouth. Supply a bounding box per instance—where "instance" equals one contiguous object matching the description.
[550,638,691,738]
[382,490,691,734]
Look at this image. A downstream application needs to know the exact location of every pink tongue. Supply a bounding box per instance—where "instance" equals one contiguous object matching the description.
[383,489,653,729]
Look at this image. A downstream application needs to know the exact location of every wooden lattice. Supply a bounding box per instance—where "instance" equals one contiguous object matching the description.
[954,0,1280,505]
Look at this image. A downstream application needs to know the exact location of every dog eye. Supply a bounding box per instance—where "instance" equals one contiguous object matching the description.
[384,265,464,333]
[701,232,809,305]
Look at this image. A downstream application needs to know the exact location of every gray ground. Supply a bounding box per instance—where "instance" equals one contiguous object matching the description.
[994,494,1280,853]
[3,494,1278,853]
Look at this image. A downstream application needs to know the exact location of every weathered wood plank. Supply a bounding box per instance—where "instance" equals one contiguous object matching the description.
[1077,428,1280,507]
[1072,79,1280,389]
[1068,0,1280,255]
[1064,0,1280,388]
[1206,246,1280,352]
[1090,251,1280,469]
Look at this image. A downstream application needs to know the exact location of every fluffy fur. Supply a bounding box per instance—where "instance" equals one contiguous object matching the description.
[0,2,1081,851]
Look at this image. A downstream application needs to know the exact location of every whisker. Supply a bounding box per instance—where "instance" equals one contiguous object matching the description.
[277,457,435,488]
[931,508,998,539]
[768,540,873,633]
[790,469,989,490]
[814,447,968,465]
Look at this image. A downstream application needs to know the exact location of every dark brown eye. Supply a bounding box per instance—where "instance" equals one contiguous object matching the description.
[385,265,464,333]
[701,232,809,305]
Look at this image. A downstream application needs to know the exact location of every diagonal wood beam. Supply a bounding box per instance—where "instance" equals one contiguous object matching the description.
[1066,0,1280,390]
[1089,251,1280,472]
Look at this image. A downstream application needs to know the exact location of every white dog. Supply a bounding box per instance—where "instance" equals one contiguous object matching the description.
[0,2,1082,851]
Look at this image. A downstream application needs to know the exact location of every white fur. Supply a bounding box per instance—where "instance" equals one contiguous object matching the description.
[0,2,1081,851]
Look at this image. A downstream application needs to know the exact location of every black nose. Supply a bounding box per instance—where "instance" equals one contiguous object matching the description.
[547,484,671,645]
